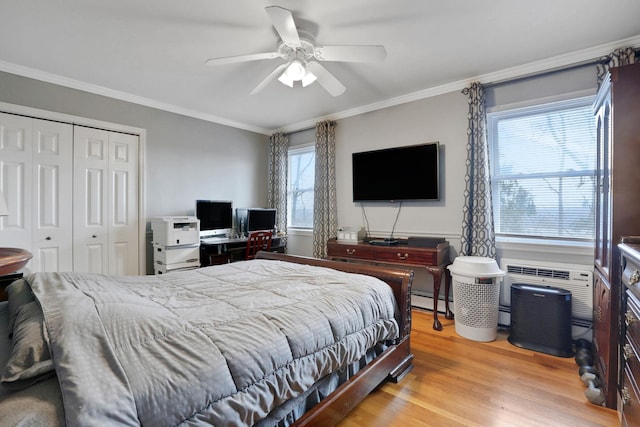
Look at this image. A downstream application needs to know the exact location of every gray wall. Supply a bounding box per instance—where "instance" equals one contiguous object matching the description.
[335,91,468,247]
[0,72,270,217]
[0,63,600,282]
[0,71,269,272]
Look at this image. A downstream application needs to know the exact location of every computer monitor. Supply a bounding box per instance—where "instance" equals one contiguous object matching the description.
[237,208,277,235]
[195,200,232,238]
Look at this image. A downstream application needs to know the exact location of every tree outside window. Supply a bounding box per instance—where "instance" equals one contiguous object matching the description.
[287,146,315,228]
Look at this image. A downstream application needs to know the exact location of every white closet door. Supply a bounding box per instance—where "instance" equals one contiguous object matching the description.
[31,119,73,272]
[0,112,73,272]
[108,132,139,275]
[73,126,138,274]
[0,113,33,253]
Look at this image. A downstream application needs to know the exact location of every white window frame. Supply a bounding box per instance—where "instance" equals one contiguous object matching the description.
[287,143,315,230]
[487,94,596,245]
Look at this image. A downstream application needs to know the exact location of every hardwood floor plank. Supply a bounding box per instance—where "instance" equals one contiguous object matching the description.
[338,309,618,427]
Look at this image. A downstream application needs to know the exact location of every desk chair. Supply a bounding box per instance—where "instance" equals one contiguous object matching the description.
[245,230,273,260]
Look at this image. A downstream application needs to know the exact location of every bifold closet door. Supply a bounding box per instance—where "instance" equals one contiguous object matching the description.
[73,126,139,275]
[0,112,73,272]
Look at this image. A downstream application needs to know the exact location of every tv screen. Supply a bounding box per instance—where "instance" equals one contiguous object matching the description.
[195,200,232,237]
[352,142,440,202]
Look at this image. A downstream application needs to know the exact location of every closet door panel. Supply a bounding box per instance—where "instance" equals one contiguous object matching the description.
[74,127,109,273]
[0,113,73,273]
[32,119,73,272]
[74,127,138,274]
[109,132,138,275]
[0,113,33,256]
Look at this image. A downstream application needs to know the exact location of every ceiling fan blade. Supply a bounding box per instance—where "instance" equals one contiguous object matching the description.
[306,62,346,96]
[265,6,300,46]
[314,45,387,62]
[250,63,289,95]
[205,52,282,66]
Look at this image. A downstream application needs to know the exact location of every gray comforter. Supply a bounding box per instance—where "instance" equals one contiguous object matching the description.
[25,260,399,426]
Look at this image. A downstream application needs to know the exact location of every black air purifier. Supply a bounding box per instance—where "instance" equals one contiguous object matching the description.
[508,283,573,357]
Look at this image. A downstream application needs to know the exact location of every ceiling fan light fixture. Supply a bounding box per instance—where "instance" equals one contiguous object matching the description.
[277,71,294,87]
[285,59,306,81]
[301,71,317,87]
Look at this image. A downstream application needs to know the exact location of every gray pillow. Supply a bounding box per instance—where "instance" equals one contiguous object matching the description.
[6,279,35,336]
[1,301,54,389]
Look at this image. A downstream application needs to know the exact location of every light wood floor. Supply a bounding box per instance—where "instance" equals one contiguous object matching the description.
[338,309,619,427]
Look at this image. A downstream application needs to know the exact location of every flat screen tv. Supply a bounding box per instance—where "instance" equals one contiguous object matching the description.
[195,200,233,238]
[352,142,440,202]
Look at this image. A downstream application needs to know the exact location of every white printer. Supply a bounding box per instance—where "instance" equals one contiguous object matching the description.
[151,216,200,274]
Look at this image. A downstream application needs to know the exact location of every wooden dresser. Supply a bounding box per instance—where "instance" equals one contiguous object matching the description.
[326,238,452,330]
[593,62,640,409]
[620,238,640,426]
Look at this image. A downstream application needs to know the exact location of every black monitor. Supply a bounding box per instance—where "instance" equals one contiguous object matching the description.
[195,200,232,238]
[237,208,277,235]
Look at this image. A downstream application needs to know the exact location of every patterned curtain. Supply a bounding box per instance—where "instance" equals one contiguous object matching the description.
[596,46,639,86]
[312,120,338,258]
[459,82,496,258]
[267,132,288,235]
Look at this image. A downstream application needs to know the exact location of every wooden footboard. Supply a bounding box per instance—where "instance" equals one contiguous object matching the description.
[256,252,414,425]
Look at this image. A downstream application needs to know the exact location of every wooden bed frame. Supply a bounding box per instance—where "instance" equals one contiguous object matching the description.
[256,252,414,426]
[0,253,413,426]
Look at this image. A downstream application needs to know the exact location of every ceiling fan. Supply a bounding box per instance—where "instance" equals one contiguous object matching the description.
[205,6,387,96]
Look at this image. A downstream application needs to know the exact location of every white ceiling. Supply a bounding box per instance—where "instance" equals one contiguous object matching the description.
[1,0,639,135]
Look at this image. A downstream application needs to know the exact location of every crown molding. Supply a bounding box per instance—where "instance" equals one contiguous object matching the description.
[0,60,272,135]
[278,34,640,133]
[2,34,639,135]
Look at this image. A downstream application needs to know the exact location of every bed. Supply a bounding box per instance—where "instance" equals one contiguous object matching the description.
[0,252,413,426]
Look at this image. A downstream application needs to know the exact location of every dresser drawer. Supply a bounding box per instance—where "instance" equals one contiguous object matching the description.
[623,255,640,301]
[627,292,640,345]
[624,333,640,383]
[374,248,437,266]
[326,243,375,259]
[622,366,640,427]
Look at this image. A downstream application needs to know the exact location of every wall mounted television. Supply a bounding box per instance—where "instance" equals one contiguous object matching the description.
[195,200,233,238]
[352,142,440,202]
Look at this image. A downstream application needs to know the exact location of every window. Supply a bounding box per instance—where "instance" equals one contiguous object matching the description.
[487,96,596,240]
[287,145,315,228]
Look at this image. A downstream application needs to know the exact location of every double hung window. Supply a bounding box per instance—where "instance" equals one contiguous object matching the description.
[287,145,315,229]
[487,97,596,241]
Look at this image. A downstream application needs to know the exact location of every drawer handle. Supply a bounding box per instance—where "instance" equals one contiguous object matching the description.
[631,270,640,286]
[626,310,637,327]
[346,249,356,255]
[624,344,636,362]
[622,387,632,406]
[396,253,409,260]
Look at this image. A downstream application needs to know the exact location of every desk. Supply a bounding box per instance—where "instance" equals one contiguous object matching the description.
[200,235,287,266]
[326,238,452,331]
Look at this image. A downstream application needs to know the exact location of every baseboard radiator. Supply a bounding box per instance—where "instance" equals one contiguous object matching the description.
[499,258,593,327]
